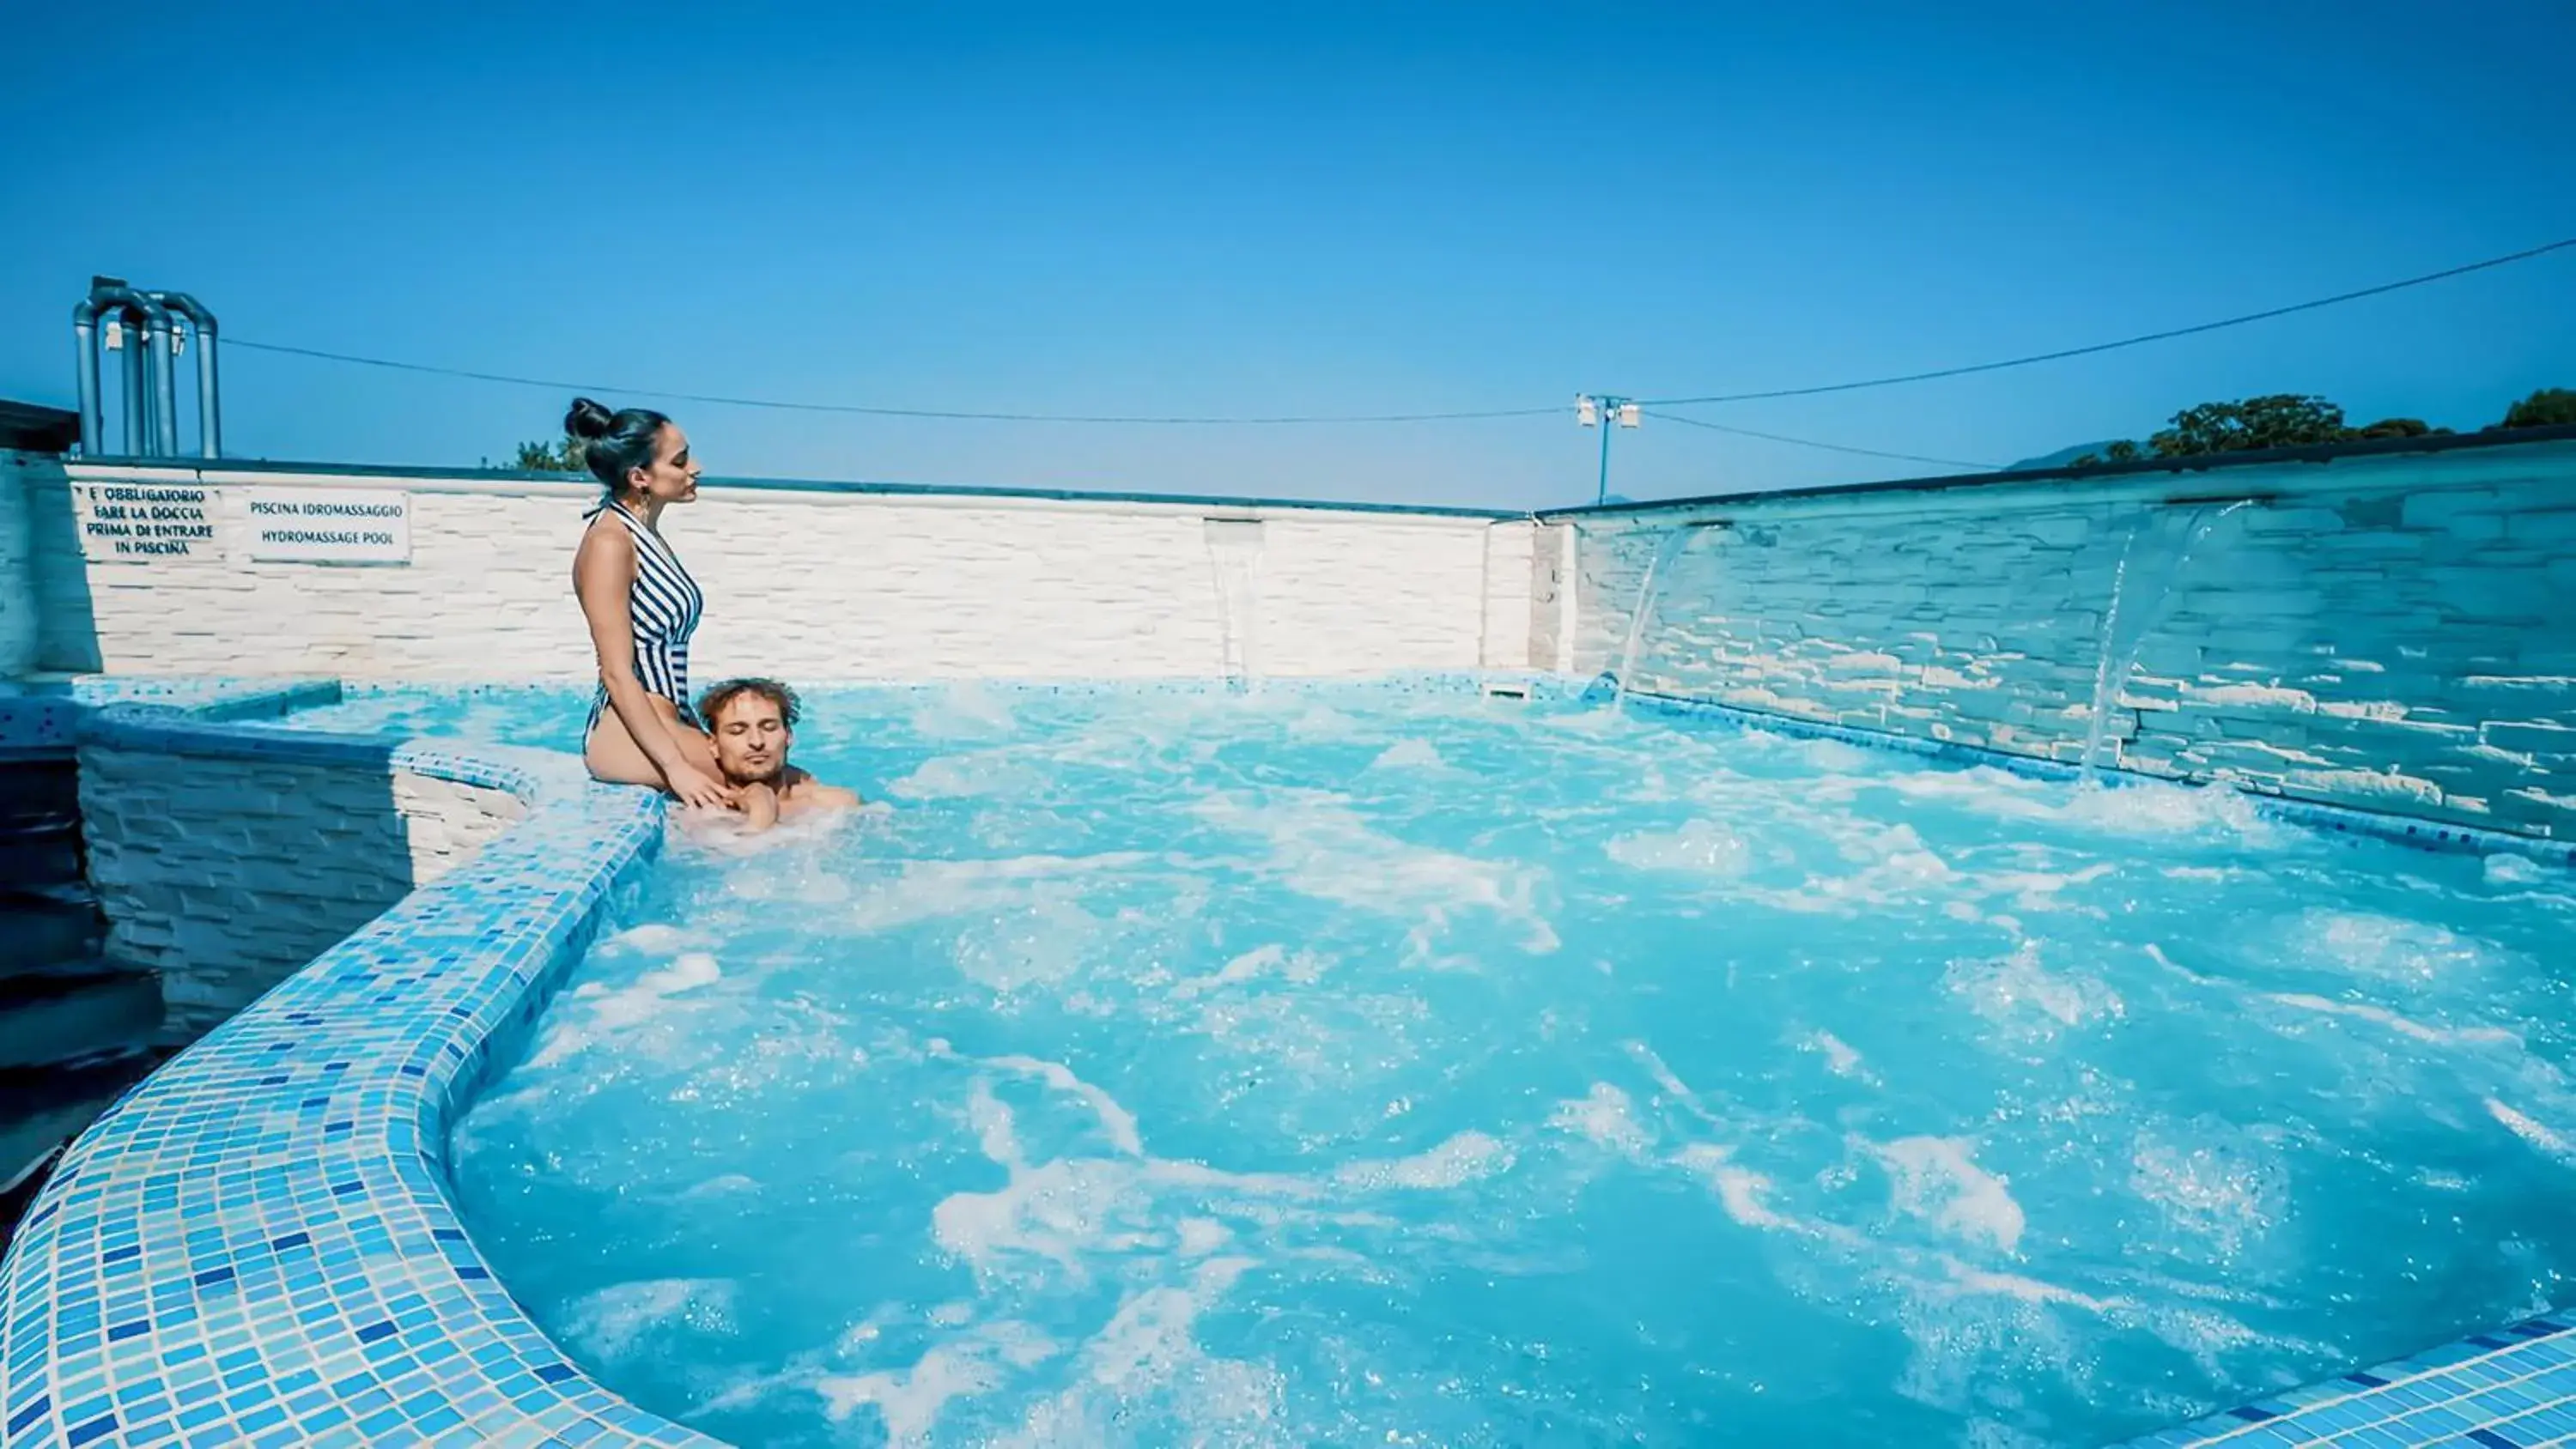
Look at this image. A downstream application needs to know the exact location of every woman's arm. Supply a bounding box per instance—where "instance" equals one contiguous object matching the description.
[573,524,734,809]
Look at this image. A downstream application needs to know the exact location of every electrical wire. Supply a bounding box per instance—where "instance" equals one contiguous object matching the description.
[221,233,2574,446]
[222,339,1559,425]
[1639,409,1999,470]
[1640,235,2576,407]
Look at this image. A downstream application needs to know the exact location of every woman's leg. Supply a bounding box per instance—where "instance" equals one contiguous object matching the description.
[585,701,719,790]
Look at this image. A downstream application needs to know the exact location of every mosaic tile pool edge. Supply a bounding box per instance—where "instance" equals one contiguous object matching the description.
[0,705,713,1448]
[0,677,339,760]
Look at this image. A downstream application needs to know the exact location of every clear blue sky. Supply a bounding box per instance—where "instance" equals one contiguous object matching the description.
[2,0,2570,508]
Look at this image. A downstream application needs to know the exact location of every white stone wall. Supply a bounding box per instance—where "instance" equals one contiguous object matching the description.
[1526,522,1577,674]
[79,743,524,1038]
[1574,439,2576,840]
[1478,520,1536,670]
[4,457,1529,682]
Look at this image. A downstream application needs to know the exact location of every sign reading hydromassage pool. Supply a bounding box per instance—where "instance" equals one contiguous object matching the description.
[244,488,412,564]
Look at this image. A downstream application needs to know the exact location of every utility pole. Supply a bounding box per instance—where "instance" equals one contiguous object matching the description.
[1577,393,1641,505]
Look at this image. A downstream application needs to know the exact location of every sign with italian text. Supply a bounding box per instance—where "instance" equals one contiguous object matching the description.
[244,488,412,564]
[73,482,218,561]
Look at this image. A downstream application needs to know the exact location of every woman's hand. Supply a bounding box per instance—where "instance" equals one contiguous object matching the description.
[665,761,739,812]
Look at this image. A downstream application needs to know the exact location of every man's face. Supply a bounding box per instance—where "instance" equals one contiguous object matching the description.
[709,694,792,785]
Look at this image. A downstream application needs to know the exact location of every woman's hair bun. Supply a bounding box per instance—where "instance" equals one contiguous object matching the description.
[564,397,616,441]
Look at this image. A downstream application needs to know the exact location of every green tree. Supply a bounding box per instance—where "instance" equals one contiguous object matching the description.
[2148,394,2350,457]
[2057,398,2457,470]
[485,437,588,473]
[2064,439,2141,469]
[2500,387,2576,429]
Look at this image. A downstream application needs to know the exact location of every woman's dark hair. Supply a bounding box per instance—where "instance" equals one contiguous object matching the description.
[565,397,672,495]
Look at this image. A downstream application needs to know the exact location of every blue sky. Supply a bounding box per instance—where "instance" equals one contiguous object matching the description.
[2,0,2570,508]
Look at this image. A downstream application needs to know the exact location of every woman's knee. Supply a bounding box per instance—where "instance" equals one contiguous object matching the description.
[584,749,662,789]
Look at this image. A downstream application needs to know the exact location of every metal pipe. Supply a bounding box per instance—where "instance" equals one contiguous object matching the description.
[121,314,148,453]
[70,305,101,454]
[154,292,222,458]
[78,284,173,457]
[149,312,179,455]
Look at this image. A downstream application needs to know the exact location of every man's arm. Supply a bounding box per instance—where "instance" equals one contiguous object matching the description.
[677,782,776,838]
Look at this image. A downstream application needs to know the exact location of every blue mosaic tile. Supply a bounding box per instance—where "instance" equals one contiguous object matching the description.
[0,676,337,759]
[0,700,706,1447]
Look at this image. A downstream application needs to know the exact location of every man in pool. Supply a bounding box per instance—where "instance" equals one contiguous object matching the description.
[691,677,860,832]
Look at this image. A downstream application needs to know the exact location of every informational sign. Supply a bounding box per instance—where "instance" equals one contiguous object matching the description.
[74,482,217,561]
[244,488,412,564]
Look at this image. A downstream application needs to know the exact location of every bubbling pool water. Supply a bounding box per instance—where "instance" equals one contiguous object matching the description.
[426,685,2576,1448]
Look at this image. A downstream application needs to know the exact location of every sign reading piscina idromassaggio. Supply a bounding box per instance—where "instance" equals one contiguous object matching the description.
[71,484,413,565]
[243,488,411,564]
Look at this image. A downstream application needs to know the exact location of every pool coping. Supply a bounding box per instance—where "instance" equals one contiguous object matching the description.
[2,676,2571,1448]
[0,700,699,1449]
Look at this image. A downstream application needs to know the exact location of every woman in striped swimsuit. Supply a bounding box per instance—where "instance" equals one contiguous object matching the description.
[566,397,735,809]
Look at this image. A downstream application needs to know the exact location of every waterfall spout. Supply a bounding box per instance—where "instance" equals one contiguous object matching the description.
[1204,518,1266,693]
[1610,524,1705,713]
[2078,500,2255,779]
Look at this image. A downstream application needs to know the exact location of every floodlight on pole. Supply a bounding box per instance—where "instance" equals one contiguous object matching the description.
[1577,392,1638,506]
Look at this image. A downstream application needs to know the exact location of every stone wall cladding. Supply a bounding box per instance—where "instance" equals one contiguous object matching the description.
[79,739,525,1038]
[4,458,1529,682]
[1567,438,2576,840]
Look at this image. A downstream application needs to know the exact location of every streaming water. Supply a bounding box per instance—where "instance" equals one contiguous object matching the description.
[1611,524,1701,712]
[2078,501,2255,779]
[1205,524,1266,693]
[324,682,2576,1449]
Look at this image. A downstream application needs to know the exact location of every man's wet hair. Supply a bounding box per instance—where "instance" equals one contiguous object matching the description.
[697,677,801,729]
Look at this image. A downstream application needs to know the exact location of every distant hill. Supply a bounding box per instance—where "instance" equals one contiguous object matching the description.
[2005,441,2127,471]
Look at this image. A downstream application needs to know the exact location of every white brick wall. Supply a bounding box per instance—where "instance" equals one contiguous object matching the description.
[79,743,524,1038]
[1479,520,1536,670]
[3,458,1532,682]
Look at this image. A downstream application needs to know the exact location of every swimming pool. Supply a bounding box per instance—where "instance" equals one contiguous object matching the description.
[285,682,2576,1447]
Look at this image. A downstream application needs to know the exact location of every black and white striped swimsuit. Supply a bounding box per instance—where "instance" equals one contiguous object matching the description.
[586,499,704,731]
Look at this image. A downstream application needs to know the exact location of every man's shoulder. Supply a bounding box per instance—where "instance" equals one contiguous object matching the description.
[779,769,860,809]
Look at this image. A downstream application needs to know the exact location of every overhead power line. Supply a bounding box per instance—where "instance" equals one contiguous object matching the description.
[1641,234,2576,408]
[222,339,1558,425]
[221,232,2574,447]
[1640,409,1999,470]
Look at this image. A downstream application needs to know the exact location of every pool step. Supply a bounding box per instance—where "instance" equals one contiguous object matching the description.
[0,769,82,889]
[0,888,109,979]
[0,972,162,1071]
[0,755,169,1248]
[0,1048,168,1240]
